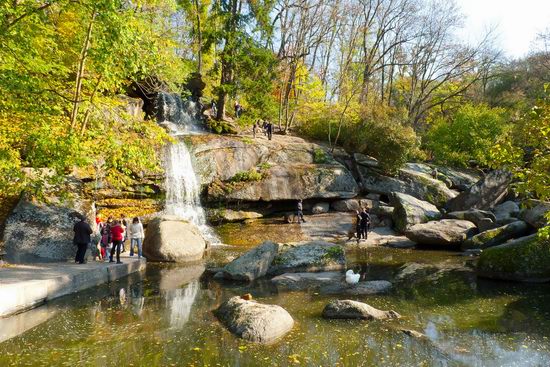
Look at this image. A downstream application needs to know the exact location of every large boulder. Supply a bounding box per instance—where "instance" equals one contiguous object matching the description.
[331,199,377,212]
[357,164,457,207]
[215,296,294,344]
[208,208,263,223]
[267,241,346,275]
[445,170,512,212]
[519,201,550,229]
[492,201,520,224]
[477,234,550,282]
[405,219,477,247]
[216,241,279,281]
[311,202,330,214]
[436,166,481,191]
[461,221,530,250]
[444,209,496,228]
[3,192,95,262]
[390,192,441,233]
[143,216,207,263]
[322,300,400,320]
[186,134,358,202]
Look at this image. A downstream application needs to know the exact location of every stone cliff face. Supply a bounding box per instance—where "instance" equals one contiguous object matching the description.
[187,134,359,202]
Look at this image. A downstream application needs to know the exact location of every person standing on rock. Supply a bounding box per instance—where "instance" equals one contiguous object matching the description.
[355,210,363,241]
[73,214,93,264]
[253,120,260,138]
[297,199,306,223]
[129,217,145,258]
[110,220,125,264]
[360,207,371,239]
[266,121,273,141]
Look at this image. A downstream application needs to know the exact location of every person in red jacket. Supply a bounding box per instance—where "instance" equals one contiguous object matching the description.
[109,220,125,264]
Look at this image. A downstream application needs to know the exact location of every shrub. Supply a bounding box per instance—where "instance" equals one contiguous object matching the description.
[424,104,508,167]
[313,148,330,164]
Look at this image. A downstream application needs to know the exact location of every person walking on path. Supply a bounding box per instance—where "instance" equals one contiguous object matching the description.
[100,217,113,262]
[129,217,145,258]
[253,120,260,138]
[110,220,125,264]
[120,215,128,253]
[73,214,92,264]
[296,199,306,223]
[360,207,371,240]
[266,121,273,140]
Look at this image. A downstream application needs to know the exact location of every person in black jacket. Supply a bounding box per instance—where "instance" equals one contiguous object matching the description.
[360,207,371,240]
[73,214,93,264]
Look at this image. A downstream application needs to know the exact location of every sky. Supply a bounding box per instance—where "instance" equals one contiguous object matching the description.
[458,0,550,58]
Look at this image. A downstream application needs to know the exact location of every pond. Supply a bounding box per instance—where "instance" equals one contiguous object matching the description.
[1,239,550,366]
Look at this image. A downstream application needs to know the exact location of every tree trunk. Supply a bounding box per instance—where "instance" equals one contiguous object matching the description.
[70,10,96,131]
[193,0,202,74]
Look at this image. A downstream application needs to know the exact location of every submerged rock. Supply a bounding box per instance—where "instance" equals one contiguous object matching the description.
[405,219,477,247]
[210,208,263,223]
[322,300,400,320]
[395,262,475,284]
[267,241,346,275]
[477,234,550,282]
[271,271,342,290]
[320,280,393,295]
[390,192,441,233]
[216,241,279,281]
[445,170,512,212]
[214,296,294,344]
[461,221,529,250]
[143,216,206,263]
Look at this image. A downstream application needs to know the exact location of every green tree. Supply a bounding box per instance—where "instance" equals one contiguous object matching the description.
[424,104,508,167]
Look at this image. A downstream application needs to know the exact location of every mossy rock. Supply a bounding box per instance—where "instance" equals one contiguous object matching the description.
[461,221,529,250]
[477,234,550,282]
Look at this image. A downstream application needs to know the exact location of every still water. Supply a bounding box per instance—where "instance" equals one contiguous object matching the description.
[1,244,550,367]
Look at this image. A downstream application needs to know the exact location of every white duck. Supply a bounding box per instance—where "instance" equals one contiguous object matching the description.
[345,269,360,285]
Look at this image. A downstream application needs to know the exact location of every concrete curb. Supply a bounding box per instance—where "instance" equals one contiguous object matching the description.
[0,257,146,317]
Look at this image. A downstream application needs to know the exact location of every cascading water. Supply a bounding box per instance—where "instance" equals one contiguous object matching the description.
[158,92,218,244]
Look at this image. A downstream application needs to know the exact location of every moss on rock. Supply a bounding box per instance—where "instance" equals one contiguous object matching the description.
[477,234,550,282]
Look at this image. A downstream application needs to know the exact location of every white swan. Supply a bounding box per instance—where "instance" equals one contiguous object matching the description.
[345,269,360,284]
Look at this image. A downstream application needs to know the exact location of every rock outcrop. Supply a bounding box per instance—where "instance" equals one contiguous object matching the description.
[216,241,279,281]
[445,170,512,212]
[322,300,400,320]
[331,198,377,212]
[3,188,95,262]
[215,296,294,344]
[477,234,550,282]
[461,221,529,250]
[357,163,457,207]
[390,192,441,233]
[187,135,358,202]
[142,216,207,263]
[405,219,477,247]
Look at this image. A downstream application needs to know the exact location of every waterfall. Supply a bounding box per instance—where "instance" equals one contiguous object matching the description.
[158,92,218,244]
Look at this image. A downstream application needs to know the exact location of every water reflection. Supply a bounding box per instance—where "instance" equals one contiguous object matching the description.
[165,280,199,329]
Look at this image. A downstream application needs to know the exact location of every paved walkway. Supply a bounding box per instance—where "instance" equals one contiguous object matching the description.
[0,255,145,317]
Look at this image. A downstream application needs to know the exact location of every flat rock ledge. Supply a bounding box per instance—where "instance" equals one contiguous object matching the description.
[214,296,294,344]
[322,300,400,320]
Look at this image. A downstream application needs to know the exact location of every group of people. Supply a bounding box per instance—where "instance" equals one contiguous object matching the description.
[72,214,145,264]
[252,119,273,140]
